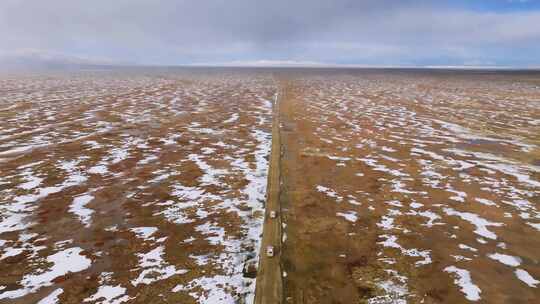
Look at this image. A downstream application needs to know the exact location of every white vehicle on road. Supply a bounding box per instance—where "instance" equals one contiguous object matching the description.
[266,245,275,257]
[269,211,277,219]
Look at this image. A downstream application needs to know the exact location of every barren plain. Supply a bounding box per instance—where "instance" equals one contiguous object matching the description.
[0,68,539,304]
[0,69,275,303]
[278,70,540,303]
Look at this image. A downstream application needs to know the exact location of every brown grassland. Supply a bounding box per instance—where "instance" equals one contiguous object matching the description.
[0,68,539,303]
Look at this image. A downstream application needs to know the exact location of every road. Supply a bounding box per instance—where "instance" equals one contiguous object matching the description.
[254,79,284,304]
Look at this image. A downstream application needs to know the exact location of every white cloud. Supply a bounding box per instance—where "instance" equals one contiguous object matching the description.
[0,1,538,66]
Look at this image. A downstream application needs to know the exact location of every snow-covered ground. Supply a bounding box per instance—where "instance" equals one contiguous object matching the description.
[281,72,540,303]
[0,71,275,303]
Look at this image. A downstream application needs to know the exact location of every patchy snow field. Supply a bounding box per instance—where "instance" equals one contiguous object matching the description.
[279,70,540,303]
[0,70,274,303]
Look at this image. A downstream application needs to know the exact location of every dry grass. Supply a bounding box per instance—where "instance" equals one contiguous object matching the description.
[0,70,275,303]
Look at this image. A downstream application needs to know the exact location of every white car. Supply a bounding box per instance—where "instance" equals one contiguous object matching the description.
[269,211,277,219]
[266,245,274,257]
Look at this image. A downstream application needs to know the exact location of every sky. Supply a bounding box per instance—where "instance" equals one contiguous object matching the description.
[0,0,539,67]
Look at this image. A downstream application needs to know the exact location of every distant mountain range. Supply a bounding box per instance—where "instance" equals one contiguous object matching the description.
[1,50,537,71]
[0,50,129,70]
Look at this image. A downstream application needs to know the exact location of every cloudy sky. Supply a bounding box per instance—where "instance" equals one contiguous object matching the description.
[0,0,539,67]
